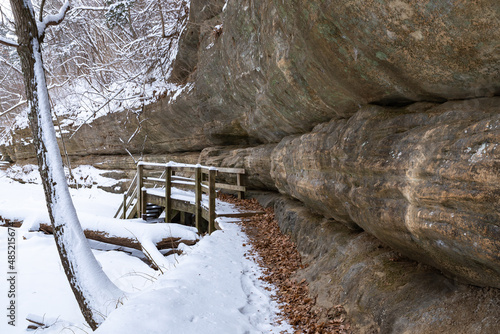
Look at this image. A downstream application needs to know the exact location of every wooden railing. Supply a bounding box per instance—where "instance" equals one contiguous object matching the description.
[0,160,10,170]
[113,172,139,219]
[115,161,246,234]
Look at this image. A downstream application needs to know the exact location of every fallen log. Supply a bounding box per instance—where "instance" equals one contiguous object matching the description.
[26,314,49,330]
[36,218,200,272]
[39,223,197,251]
[0,216,22,227]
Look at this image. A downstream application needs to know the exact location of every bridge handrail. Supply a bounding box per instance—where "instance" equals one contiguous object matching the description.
[138,161,245,196]
[117,161,247,234]
[113,172,138,219]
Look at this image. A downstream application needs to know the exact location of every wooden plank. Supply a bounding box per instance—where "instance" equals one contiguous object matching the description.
[172,199,196,215]
[114,172,138,219]
[165,166,172,223]
[201,209,209,222]
[122,193,127,219]
[141,188,147,220]
[237,173,244,199]
[208,169,216,234]
[147,195,165,207]
[126,187,137,214]
[216,167,245,174]
[195,166,202,233]
[172,175,194,182]
[126,205,137,219]
[137,161,169,168]
[218,183,246,192]
[171,180,196,187]
[137,163,144,218]
[201,181,245,192]
[145,177,165,183]
[216,211,266,218]
[139,161,221,174]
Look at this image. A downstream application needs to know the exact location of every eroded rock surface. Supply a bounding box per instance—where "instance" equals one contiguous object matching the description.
[3,0,499,159]
[1,1,499,330]
[269,195,500,334]
[198,145,277,190]
[271,97,500,288]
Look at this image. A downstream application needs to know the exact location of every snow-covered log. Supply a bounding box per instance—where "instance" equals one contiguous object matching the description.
[37,222,198,252]
[36,217,199,272]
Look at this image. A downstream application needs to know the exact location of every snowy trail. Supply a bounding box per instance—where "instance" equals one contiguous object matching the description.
[95,220,291,334]
[0,166,292,333]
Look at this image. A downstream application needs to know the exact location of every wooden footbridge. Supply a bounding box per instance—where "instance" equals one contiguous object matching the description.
[0,160,9,170]
[114,161,262,234]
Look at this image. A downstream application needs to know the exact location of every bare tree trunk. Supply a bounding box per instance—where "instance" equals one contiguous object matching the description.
[8,0,123,330]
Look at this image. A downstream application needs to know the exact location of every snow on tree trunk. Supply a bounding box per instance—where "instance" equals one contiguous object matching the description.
[9,0,124,330]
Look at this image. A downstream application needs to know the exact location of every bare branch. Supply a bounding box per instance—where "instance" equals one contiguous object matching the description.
[69,87,125,139]
[157,0,166,38]
[38,1,71,37]
[70,6,107,12]
[0,57,22,75]
[0,36,19,48]
[0,100,26,118]
[39,0,47,22]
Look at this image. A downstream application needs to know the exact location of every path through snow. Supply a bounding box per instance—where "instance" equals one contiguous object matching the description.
[95,219,291,334]
[0,165,292,333]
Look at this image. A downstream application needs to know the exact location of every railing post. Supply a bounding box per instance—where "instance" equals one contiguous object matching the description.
[165,165,172,223]
[137,163,143,219]
[208,168,216,234]
[122,193,127,219]
[237,172,244,199]
[141,188,147,220]
[195,165,202,233]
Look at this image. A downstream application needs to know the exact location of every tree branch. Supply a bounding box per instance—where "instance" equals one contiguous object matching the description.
[38,1,71,37]
[39,0,47,22]
[0,36,19,48]
[70,6,106,12]
[0,100,26,118]
[0,57,23,75]
[69,87,125,139]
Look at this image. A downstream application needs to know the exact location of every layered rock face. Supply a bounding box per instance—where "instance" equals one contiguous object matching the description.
[269,196,500,333]
[2,0,500,329]
[271,98,500,288]
[5,0,498,158]
[192,0,499,142]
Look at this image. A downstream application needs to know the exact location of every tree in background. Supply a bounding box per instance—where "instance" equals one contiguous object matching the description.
[0,5,24,134]
[1,0,188,145]
[1,0,124,329]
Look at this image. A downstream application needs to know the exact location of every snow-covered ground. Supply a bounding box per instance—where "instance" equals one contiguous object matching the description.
[0,165,291,333]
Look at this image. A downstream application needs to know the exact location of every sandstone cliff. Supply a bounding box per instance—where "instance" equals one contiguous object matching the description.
[2,1,499,332]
